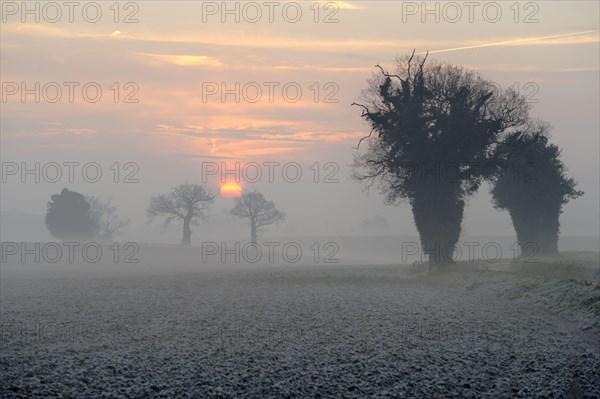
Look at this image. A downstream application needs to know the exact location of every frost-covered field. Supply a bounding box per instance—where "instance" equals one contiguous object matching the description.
[1,250,599,398]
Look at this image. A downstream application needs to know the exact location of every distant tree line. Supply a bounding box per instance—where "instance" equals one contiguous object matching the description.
[45,185,285,246]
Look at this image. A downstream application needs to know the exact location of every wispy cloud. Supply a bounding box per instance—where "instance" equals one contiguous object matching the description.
[468,65,599,73]
[139,53,223,67]
[269,65,371,73]
[2,24,410,52]
[156,123,362,145]
[335,1,365,10]
[249,131,364,142]
[422,30,599,54]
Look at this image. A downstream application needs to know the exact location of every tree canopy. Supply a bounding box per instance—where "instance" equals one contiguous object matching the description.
[147,183,215,245]
[491,129,583,255]
[230,190,285,243]
[46,188,96,241]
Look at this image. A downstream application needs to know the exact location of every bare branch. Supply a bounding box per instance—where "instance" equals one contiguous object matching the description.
[374,64,402,81]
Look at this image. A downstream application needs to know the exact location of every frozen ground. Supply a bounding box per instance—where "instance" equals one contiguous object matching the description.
[1,250,599,398]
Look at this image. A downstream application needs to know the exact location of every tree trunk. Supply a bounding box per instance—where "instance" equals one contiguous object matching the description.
[509,207,560,260]
[182,217,191,246]
[250,219,257,244]
[538,210,560,257]
[412,183,464,272]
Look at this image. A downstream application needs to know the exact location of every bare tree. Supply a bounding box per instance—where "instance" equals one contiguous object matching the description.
[230,190,285,243]
[147,183,216,245]
[86,196,129,242]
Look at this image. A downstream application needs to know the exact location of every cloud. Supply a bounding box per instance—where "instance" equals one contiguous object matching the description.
[269,65,371,73]
[466,65,600,73]
[1,23,408,53]
[249,131,364,142]
[334,1,365,10]
[156,123,363,148]
[422,30,599,54]
[139,53,224,67]
[132,33,401,52]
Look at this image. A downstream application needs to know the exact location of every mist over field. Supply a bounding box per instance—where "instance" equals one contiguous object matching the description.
[1,1,599,398]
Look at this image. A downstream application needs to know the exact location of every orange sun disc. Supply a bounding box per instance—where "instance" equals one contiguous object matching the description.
[220,181,243,198]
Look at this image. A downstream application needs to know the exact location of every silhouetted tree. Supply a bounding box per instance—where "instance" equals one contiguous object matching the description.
[147,183,215,245]
[86,196,129,242]
[45,188,96,241]
[230,190,285,243]
[353,52,531,270]
[491,130,583,257]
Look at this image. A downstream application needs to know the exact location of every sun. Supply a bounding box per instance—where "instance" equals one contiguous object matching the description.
[220,181,243,198]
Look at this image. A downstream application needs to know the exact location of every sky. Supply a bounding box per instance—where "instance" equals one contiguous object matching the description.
[1,1,599,243]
